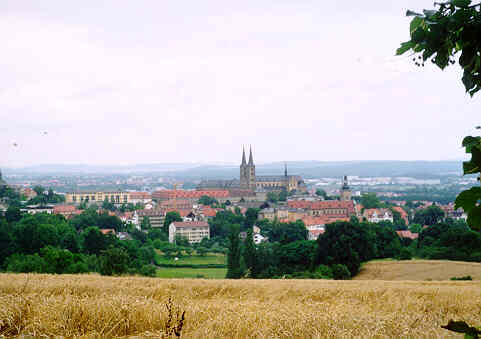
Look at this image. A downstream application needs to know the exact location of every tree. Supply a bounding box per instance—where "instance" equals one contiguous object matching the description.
[5,206,22,223]
[315,189,328,199]
[266,192,278,203]
[82,227,107,255]
[413,205,445,226]
[102,199,116,212]
[360,193,381,209]
[33,185,45,196]
[198,195,218,206]
[99,247,129,276]
[243,229,258,276]
[226,225,243,278]
[163,211,182,233]
[244,208,259,228]
[141,216,151,230]
[278,190,288,202]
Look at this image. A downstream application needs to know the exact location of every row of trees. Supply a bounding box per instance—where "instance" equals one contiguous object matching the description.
[0,211,161,276]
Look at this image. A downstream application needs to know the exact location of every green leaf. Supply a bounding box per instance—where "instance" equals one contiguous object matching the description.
[467,205,481,231]
[411,27,426,42]
[460,48,476,67]
[462,136,481,153]
[396,41,414,55]
[463,71,475,92]
[410,17,424,34]
[434,51,450,69]
[423,9,438,17]
[455,187,481,212]
[450,0,472,8]
[406,10,423,17]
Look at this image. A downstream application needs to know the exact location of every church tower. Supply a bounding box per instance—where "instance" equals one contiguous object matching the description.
[240,146,256,189]
[340,175,352,201]
[240,147,248,188]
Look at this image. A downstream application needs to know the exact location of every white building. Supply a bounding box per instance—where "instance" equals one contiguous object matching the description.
[169,221,210,244]
[363,208,394,223]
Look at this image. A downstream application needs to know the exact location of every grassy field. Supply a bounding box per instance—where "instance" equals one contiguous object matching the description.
[156,267,227,279]
[1,272,480,337]
[155,254,226,266]
[355,259,481,281]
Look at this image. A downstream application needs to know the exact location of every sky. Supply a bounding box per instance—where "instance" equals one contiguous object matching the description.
[1,0,480,167]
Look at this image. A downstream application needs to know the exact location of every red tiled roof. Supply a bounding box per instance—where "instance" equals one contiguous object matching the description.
[171,221,209,228]
[100,229,116,235]
[129,192,151,199]
[165,208,193,217]
[53,205,78,213]
[396,230,418,240]
[152,190,229,200]
[288,200,355,214]
[301,216,328,226]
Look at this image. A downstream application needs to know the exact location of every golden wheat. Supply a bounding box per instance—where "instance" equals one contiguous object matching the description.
[0,272,480,338]
[355,260,481,281]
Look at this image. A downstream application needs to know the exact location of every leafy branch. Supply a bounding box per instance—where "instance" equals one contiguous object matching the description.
[396,0,481,96]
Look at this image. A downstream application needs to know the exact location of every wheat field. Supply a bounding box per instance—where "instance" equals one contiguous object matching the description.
[0,273,480,338]
[355,259,481,281]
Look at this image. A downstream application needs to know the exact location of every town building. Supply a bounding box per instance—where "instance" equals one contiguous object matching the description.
[363,208,394,223]
[65,191,130,205]
[197,147,307,193]
[53,205,81,218]
[152,190,229,202]
[168,221,210,244]
[287,200,356,219]
[129,192,152,204]
[339,176,352,201]
[137,208,165,228]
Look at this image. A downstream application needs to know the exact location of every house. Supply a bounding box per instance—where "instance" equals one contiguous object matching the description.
[308,229,325,241]
[53,205,80,218]
[117,232,133,241]
[100,228,116,236]
[129,192,152,204]
[137,208,165,228]
[287,200,356,218]
[363,208,394,223]
[168,221,210,244]
[439,203,467,221]
[21,204,54,215]
[392,206,409,225]
[396,230,419,240]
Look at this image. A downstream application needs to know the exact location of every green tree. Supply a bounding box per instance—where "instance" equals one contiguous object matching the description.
[226,225,243,278]
[360,193,381,209]
[243,229,258,276]
[141,216,151,230]
[163,211,182,233]
[99,247,129,276]
[5,206,22,223]
[315,188,328,199]
[244,208,259,228]
[413,205,445,226]
[198,195,218,206]
[278,190,288,202]
[266,192,279,203]
[82,227,107,255]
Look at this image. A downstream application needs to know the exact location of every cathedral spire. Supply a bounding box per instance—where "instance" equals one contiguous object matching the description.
[241,147,246,165]
[248,146,254,165]
[284,163,288,177]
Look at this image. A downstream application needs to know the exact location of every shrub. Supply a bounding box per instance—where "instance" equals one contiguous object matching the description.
[5,253,47,273]
[140,264,157,277]
[450,276,472,281]
[399,248,412,260]
[99,247,129,276]
[315,265,333,279]
[332,264,351,280]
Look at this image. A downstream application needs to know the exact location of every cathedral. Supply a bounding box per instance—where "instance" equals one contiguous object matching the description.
[198,147,306,193]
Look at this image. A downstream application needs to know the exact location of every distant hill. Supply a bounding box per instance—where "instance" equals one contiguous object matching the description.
[4,160,463,179]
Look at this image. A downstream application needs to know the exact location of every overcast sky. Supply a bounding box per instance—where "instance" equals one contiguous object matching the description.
[1,1,480,167]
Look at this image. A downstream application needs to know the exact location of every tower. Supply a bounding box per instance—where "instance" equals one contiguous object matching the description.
[240,147,248,188]
[240,146,256,190]
[340,175,352,201]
